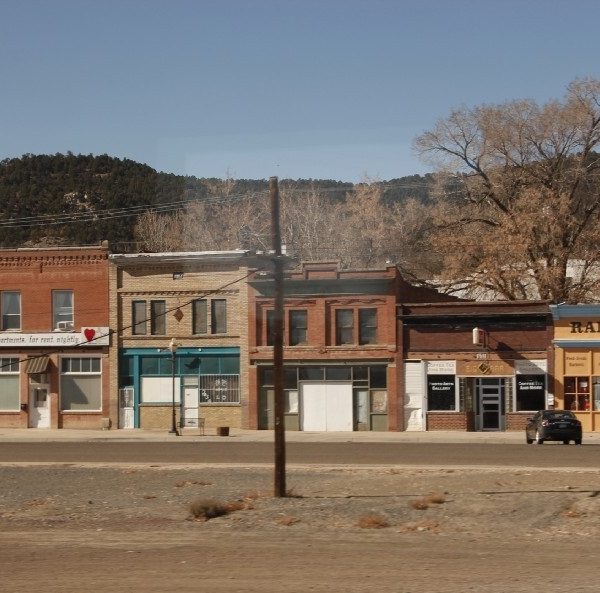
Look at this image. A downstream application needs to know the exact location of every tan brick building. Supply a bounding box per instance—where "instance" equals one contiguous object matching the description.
[0,245,110,429]
[109,251,256,432]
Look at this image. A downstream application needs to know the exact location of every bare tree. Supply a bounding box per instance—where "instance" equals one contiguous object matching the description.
[414,78,600,302]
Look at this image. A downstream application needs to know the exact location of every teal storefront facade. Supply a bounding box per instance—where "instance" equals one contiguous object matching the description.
[118,347,241,430]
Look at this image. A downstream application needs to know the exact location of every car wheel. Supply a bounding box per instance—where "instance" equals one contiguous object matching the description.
[526,437,534,444]
[575,439,582,445]
[535,430,544,444]
[562,440,570,445]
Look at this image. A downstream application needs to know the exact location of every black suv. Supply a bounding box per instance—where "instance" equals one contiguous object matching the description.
[525,410,582,445]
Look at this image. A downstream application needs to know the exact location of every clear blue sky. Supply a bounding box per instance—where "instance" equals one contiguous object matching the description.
[1,0,599,182]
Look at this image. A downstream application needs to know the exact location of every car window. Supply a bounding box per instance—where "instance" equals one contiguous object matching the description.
[543,411,575,420]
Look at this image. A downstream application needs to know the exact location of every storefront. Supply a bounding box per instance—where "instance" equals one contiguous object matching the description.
[256,363,391,431]
[405,357,549,431]
[400,301,553,431]
[118,347,241,430]
[551,304,600,432]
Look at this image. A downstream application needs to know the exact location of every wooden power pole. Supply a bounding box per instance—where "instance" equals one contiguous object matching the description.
[270,176,286,497]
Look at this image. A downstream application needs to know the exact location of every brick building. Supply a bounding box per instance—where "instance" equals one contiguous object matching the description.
[109,251,256,431]
[0,245,110,429]
[248,262,455,432]
[399,301,553,431]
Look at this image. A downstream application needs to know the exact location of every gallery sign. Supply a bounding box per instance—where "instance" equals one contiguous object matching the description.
[0,327,110,347]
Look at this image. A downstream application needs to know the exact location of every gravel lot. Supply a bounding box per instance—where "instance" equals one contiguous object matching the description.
[1,462,600,592]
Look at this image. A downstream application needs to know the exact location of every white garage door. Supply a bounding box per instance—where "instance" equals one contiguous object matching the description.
[301,382,353,431]
[404,361,425,431]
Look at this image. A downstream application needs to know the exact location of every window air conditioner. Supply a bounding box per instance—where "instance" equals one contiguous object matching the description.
[56,321,75,332]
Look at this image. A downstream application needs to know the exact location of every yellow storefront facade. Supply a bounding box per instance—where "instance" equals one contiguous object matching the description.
[551,304,600,432]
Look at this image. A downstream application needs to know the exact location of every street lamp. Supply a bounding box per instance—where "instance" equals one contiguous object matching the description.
[168,338,179,435]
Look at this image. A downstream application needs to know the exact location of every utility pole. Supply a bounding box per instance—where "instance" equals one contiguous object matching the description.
[270,176,286,497]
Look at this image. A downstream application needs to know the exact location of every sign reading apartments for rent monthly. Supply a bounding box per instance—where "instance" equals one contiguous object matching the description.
[0,327,110,347]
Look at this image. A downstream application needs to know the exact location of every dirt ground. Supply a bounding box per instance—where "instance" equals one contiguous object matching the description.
[1,462,600,592]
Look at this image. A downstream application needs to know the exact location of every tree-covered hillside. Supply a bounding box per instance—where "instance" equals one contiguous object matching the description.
[0,153,433,248]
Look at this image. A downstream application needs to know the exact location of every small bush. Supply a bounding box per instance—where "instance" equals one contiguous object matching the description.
[277,515,301,526]
[188,498,229,521]
[357,514,389,529]
[410,498,429,510]
[426,492,446,505]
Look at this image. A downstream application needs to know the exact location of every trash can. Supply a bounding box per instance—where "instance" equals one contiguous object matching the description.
[216,426,230,437]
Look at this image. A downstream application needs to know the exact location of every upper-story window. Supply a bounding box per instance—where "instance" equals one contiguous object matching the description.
[211,299,227,334]
[132,300,167,336]
[132,300,147,335]
[192,299,208,335]
[289,310,308,345]
[266,310,275,346]
[335,309,354,345]
[335,308,379,346]
[150,300,166,335]
[193,298,227,335]
[1,291,21,331]
[359,309,378,345]
[53,290,74,331]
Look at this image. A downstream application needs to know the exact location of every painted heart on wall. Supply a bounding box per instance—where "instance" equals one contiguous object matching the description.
[84,328,96,342]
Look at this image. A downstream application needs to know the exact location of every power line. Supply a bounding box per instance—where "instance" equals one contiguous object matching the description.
[0,266,265,371]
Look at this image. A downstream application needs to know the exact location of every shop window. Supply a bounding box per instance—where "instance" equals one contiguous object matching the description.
[285,390,299,414]
[299,367,324,381]
[427,375,456,410]
[325,367,351,381]
[132,301,147,335]
[192,299,207,335]
[150,300,166,335]
[53,290,74,331]
[370,366,387,388]
[515,375,546,411]
[335,309,354,345]
[211,299,227,334]
[0,357,19,410]
[60,357,102,411]
[1,291,21,330]
[564,376,591,411]
[359,309,378,345]
[289,310,307,345]
[199,374,240,403]
[284,368,298,389]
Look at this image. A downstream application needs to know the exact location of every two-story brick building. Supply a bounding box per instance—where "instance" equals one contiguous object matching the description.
[400,301,553,431]
[248,262,456,432]
[109,251,256,432]
[0,245,110,429]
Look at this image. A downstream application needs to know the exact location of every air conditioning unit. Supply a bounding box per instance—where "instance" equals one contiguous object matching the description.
[55,321,74,332]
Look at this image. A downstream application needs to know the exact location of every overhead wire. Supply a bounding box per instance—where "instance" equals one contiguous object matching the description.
[0,264,267,371]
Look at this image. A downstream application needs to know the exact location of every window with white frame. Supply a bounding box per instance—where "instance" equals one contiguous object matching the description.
[1,292,21,331]
[0,357,19,410]
[60,357,101,411]
[53,290,74,330]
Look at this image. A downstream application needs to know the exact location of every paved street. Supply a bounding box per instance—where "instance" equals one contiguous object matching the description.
[0,429,599,468]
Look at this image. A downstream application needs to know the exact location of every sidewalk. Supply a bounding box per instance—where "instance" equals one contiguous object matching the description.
[1,427,599,444]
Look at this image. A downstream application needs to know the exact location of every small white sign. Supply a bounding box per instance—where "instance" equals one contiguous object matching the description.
[0,327,110,348]
[427,360,456,375]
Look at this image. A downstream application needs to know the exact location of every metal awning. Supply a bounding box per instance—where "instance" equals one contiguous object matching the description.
[25,356,50,374]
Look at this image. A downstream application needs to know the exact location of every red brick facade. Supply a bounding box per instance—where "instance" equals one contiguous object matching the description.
[0,246,110,429]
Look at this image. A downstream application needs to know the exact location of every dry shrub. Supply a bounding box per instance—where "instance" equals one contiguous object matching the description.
[188,498,230,521]
[426,492,446,504]
[277,516,301,526]
[562,505,583,518]
[357,514,390,529]
[410,498,429,510]
[410,493,446,510]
